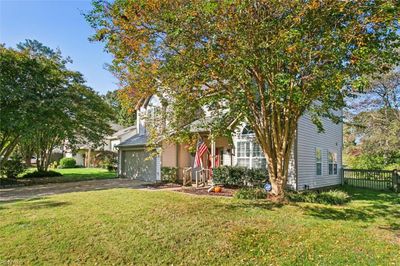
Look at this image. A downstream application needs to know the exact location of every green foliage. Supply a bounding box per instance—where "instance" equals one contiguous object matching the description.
[22,170,63,178]
[59,158,77,169]
[103,90,136,127]
[344,70,400,170]
[212,166,268,188]
[346,154,387,170]
[87,0,400,196]
[383,163,400,171]
[287,190,351,205]
[97,151,117,172]
[234,187,267,200]
[49,161,59,169]
[0,40,113,172]
[161,167,178,183]
[0,156,26,178]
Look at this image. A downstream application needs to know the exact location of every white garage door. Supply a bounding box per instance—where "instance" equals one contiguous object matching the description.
[122,150,157,181]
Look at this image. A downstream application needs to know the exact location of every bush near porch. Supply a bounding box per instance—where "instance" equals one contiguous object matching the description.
[161,167,179,183]
[212,166,268,187]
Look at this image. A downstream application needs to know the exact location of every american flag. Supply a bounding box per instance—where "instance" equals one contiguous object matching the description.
[194,139,208,168]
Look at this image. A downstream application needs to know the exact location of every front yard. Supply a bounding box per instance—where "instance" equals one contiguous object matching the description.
[7,168,117,186]
[48,168,117,181]
[0,187,398,265]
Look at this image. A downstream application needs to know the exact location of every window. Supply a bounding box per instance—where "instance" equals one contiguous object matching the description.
[236,141,250,167]
[328,151,338,175]
[235,126,267,169]
[315,148,322,176]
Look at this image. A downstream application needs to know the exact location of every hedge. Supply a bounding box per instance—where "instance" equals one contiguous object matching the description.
[59,157,76,168]
[161,167,178,183]
[212,166,268,188]
[22,170,63,178]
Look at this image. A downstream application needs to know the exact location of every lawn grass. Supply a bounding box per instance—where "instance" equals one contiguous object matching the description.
[14,168,117,185]
[0,187,398,265]
[53,168,117,180]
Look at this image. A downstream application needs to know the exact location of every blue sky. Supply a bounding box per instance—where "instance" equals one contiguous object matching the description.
[0,0,117,94]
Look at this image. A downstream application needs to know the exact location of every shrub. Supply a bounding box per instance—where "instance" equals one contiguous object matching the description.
[161,167,178,183]
[49,161,58,169]
[97,151,117,171]
[106,164,116,172]
[212,166,268,188]
[234,188,267,200]
[287,190,350,205]
[0,156,26,178]
[22,170,63,178]
[317,190,351,205]
[59,157,76,168]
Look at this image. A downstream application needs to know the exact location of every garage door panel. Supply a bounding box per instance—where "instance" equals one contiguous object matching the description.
[122,150,157,181]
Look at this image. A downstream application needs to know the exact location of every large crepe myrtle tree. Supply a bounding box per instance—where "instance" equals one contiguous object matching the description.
[86,0,400,197]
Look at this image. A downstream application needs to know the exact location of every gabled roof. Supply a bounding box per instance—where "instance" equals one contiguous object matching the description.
[117,134,148,148]
[108,125,136,139]
[110,123,125,132]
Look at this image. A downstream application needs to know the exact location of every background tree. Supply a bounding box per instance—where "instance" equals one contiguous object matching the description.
[0,40,114,172]
[344,69,400,169]
[87,0,400,197]
[0,44,53,168]
[103,90,136,127]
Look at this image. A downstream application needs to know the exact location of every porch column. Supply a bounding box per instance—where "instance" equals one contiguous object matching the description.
[211,138,216,168]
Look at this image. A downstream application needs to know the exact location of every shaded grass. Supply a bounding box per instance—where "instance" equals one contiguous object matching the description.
[0,187,398,265]
[12,168,117,186]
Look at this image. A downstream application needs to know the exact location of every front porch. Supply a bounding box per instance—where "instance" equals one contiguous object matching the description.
[161,135,232,187]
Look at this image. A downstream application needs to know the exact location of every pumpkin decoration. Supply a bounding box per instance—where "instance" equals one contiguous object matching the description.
[214,186,222,193]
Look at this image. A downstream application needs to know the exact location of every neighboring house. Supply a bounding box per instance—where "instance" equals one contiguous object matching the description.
[117,96,343,190]
[64,124,137,167]
[103,125,137,152]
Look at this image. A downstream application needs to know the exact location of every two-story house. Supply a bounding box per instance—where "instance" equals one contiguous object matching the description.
[117,96,343,190]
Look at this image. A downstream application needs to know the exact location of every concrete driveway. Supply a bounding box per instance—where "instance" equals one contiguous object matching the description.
[0,179,148,202]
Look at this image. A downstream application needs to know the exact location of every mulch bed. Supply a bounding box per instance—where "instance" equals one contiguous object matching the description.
[145,182,237,197]
[144,182,182,189]
[0,178,25,188]
[178,187,237,197]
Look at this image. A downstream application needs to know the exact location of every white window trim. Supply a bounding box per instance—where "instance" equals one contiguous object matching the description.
[236,138,266,169]
[315,147,322,176]
[328,150,338,176]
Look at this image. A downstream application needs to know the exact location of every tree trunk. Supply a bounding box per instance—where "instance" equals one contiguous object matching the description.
[25,154,32,168]
[249,109,299,199]
[44,149,53,172]
[266,151,291,198]
[0,136,20,169]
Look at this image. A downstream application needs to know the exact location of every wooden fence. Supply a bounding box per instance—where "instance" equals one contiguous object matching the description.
[342,169,399,192]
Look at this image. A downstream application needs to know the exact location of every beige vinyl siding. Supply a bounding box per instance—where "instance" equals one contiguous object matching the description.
[296,112,343,190]
[162,143,178,167]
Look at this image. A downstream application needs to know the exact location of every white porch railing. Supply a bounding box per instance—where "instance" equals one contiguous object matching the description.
[182,167,192,186]
[195,168,211,187]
